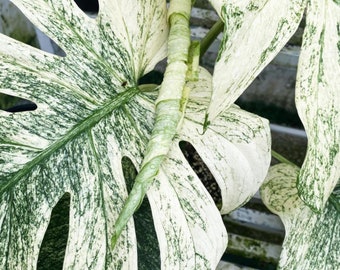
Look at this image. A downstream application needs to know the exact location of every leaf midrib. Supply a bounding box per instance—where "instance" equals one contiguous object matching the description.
[0,87,140,195]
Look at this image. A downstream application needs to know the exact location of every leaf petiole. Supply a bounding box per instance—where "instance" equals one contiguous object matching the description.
[200,19,224,59]
[271,150,297,167]
[111,0,193,248]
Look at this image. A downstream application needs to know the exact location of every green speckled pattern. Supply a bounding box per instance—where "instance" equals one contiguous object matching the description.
[295,0,340,212]
[261,164,340,269]
[206,0,306,123]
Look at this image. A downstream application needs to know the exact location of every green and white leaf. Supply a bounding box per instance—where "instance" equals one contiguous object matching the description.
[205,0,307,123]
[123,67,271,268]
[0,1,272,269]
[183,68,271,214]
[260,164,340,269]
[0,0,166,268]
[295,0,340,212]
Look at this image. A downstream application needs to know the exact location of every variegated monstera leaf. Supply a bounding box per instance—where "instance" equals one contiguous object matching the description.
[208,0,339,211]
[0,0,271,269]
[261,164,340,269]
[206,0,307,122]
[295,0,340,212]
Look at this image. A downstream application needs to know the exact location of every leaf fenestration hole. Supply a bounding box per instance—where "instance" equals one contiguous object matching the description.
[179,141,222,208]
[34,28,66,57]
[37,193,70,270]
[0,93,37,113]
[74,0,99,16]
[121,156,161,270]
[1,1,65,56]
[138,70,164,85]
[0,2,40,48]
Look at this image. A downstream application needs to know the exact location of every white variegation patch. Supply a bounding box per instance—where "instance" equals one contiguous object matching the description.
[206,0,306,123]
[261,164,340,269]
[295,0,340,212]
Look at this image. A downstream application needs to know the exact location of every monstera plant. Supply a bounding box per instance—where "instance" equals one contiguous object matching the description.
[0,0,338,270]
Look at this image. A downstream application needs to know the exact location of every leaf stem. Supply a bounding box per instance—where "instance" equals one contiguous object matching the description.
[111,0,193,248]
[271,150,297,167]
[200,19,224,59]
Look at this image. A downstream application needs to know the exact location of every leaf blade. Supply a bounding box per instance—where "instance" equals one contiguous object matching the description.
[295,0,340,211]
[206,0,306,123]
[182,67,271,214]
[261,164,340,269]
